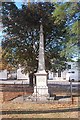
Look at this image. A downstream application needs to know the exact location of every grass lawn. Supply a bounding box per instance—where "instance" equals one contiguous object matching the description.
[0,100,80,119]
[0,83,80,119]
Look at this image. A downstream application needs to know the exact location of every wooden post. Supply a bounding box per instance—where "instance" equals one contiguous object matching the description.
[70,79,73,104]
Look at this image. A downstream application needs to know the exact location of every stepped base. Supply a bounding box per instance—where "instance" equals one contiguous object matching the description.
[12,94,55,102]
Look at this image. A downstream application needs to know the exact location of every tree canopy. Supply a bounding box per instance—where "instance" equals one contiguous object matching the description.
[1,2,79,73]
[53,2,80,60]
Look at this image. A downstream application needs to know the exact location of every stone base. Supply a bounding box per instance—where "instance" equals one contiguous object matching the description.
[34,70,49,98]
[29,85,49,102]
[33,86,49,97]
[12,94,55,102]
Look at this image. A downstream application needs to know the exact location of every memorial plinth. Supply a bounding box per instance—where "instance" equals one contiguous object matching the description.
[12,22,55,102]
[34,71,48,97]
[33,23,49,98]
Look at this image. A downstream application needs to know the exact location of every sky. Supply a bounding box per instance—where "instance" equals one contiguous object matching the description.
[13,0,79,2]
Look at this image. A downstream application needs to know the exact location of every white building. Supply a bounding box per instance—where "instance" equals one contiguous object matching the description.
[66,62,79,81]
[48,62,80,82]
[17,65,29,83]
[0,69,7,80]
[0,61,79,82]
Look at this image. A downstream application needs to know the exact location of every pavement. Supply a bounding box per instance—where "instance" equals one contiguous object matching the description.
[0,79,29,84]
[0,79,80,85]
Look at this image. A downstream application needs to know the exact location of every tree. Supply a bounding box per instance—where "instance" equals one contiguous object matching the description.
[2,2,67,73]
[53,2,80,61]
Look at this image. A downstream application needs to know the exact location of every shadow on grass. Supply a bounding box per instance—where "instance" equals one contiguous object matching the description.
[1,118,79,120]
[55,95,80,100]
[1,107,80,115]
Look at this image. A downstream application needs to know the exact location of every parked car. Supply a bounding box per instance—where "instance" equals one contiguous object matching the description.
[66,70,79,82]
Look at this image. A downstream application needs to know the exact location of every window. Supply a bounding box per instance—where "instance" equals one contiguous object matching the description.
[53,73,57,77]
[68,65,71,69]
[71,71,75,73]
[68,72,71,73]
[58,70,61,77]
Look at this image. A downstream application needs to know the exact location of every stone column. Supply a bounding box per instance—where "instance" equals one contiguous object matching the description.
[33,21,49,98]
[38,24,45,72]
